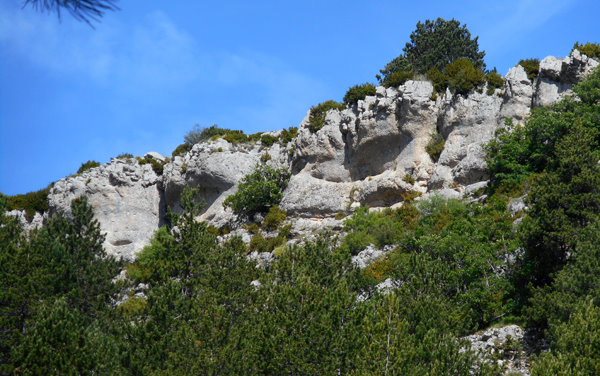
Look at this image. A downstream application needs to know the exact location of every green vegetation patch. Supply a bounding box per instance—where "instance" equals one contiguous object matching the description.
[343,83,377,105]
[223,164,291,219]
[518,58,540,80]
[116,153,134,160]
[573,41,600,59]
[377,17,485,85]
[402,174,416,185]
[426,67,446,93]
[443,58,485,95]
[486,69,504,95]
[426,132,445,162]
[136,156,164,175]
[77,160,100,174]
[382,70,415,89]
[6,187,50,221]
[279,127,298,144]
[308,100,345,133]
[262,205,287,231]
[260,134,278,147]
[117,296,147,318]
[171,142,192,157]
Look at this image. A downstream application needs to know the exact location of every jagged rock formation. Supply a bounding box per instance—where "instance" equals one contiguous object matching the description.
[24,50,595,260]
[163,136,289,228]
[7,210,46,233]
[48,158,164,261]
[463,324,549,376]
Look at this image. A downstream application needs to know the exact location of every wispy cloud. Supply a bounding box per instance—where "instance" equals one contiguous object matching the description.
[0,2,325,133]
[478,0,576,51]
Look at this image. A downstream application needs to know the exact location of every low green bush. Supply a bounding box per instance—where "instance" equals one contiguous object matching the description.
[518,58,540,80]
[486,69,504,95]
[77,160,100,174]
[187,124,228,144]
[136,157,164,175]
[308,100,345,132]
[223,164,291,219]
[382,70,414,88]
[573,41,600,59]
[249,233,270,253]
[279,127,298,144]
[116,153,134,160]
[426,67,446,93]
[6,187,50,221]
[183,124,252,145]
[248,230,288,253]
[443,58,485,95]
[260,134,278,147]
[243,222,261,235]
[260,152,271,163]
[341,207,405,255]
[171,143,192,157]
[117,297,147,318]
[126,263,152,283]
[402,174,416,185]
[263,205,287,231]
[343,83,377,106]
[426,132,445,162]
[248,132,263,143]
[222,131,248,144]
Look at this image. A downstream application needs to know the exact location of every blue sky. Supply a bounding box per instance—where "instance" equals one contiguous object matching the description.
[1,0,598,195]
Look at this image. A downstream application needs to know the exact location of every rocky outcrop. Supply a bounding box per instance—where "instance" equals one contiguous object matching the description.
[342,81,437,182]
[48,158,164,261]
[430,89,503,189]
[6,210,46,233]
[162,135,290,228]
[462,324,550,376]
[499,65,534,125]
[30,50,598,259]
[534,50,599,107]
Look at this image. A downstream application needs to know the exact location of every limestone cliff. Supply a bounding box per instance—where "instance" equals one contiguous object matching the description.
[18,50,597,260]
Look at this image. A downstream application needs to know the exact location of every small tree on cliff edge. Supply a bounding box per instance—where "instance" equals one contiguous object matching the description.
[378,18,486,83]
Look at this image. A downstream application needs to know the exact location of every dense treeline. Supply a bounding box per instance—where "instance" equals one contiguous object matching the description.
[2,191,508,374]
[1,61,599,376]
[487,67,600,374]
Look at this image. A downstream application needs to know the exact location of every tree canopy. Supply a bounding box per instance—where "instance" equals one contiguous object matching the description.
[378,18,486,85]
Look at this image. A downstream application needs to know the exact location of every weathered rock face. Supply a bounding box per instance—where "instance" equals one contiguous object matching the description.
[48,158,164,261]
[162,135,290,228]
[342,81,437,182]
[461,324,548,376]
[30,50,597,259]
[499,65,533,125]
[429,89,503,189]
[534,50,599,107]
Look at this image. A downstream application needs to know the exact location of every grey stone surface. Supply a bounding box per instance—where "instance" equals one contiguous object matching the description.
[430,90,503,189]
[500,65,533,125]
[351,244,395,269]
[7,210,46,233]
[29,53,596,263]
[533,50,599,107]
[48,158,164,261]
[247,251,274,269]
[463,325,531,376]
[144,151,166,162]
[162,137,290,228]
